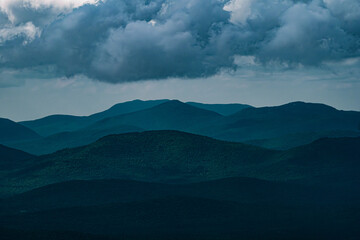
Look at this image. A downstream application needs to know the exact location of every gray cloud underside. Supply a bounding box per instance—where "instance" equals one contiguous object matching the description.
[0,0,360,83]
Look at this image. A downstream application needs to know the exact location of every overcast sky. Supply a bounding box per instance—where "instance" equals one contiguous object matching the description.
[0,0,359,121]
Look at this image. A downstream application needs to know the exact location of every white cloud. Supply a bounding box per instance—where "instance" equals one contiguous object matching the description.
[0,0,359,83]
[0,0,99,10]
[0,0,99,22]
[234,55,258,67]
[0,22,40,44]
[223,0,252,25]
[24,0,99,9]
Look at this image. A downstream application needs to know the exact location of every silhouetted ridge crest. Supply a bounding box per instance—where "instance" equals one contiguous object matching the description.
[0,118,41,142]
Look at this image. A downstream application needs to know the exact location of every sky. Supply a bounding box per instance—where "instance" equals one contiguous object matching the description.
[0,0,359,121]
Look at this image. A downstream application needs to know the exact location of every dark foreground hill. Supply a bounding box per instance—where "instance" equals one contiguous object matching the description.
[0,179,359,240]
[1,177,356,215]
[0,131,359,239]
[0,228,115,240]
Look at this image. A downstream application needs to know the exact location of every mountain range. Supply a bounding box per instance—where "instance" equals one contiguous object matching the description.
[0,100,359,239]
[0,130,359,239]
[2,130,359,195]
[1,100,359,155]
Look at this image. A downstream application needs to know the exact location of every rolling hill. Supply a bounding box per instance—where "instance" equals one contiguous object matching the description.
[0,131,359,239]
[0,144,34,171]
[86,99,169,122]
[1,177,355,216]
[8,101,224,155]
[19,99,168,136]
[199,101,360,145]
[245,130,360,150]
[0,118,41,144]
[11,100,360,154]
[0,130,277,196]
[87,100,223,132]
[1,131,359,197]
[5,100,222,155]
[9,124,143,155]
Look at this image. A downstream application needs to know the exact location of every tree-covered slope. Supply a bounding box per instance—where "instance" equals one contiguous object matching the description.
[2,131,359,197]
[0,144,34,171]
[0,131,276,196]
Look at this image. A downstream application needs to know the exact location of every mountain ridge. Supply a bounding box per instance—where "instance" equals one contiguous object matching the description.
[0,118,41,144]
[2,130,359,197]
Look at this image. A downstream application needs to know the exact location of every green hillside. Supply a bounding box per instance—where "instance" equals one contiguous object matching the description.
[0,131,276,196]
[0,144,35,171]
[2,131,359,197]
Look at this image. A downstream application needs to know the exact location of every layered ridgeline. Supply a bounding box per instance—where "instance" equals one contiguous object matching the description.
[0,144,35,171]
[0,131,275,195]
[19,99,170,137]
[1,131,359,196]
[0,131,359,239]
[0,118,41,144]
[19,99,251,137]
[201,101,360,148]
[4,100,360,155]
[9,100,224,155]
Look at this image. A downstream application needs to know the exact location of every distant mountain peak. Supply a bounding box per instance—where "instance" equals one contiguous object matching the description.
[158,99,185,105]
[279,101,337,111]
[108,99,169,109]
[153,100,222,115]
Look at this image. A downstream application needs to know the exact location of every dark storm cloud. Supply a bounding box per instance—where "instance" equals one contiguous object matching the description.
[0,0,359,82]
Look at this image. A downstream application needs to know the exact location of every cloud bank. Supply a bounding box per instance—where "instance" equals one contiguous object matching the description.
[0,0,359,83]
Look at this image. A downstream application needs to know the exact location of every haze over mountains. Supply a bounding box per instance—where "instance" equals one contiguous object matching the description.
[19,100,169,137]
[1,99,359,155]
[0,100,359,239]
